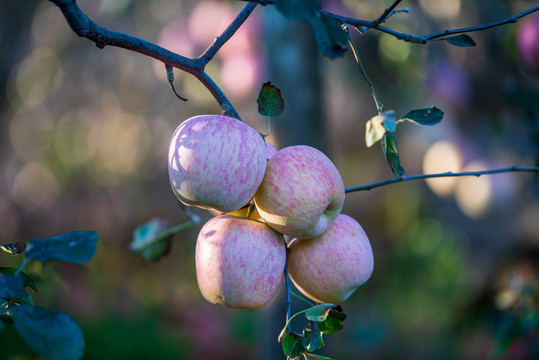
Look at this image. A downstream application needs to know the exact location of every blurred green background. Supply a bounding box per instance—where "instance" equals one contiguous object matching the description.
[1,0,538,359]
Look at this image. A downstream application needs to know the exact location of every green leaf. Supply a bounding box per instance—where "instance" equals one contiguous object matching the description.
[0,242,27,255]
[24,231,98,264]
[303,322,323,352]
[130,218,172,262]
[366,110,397,147]
[0,273,25,300]
[11,304,85,360]
[399,107,444,126]
[0,268,37,293]
[440,34,476,47]
[311,14,349,59]
[305,304,347,334]
[130,218,198,262]
[257,81,285,117]
[317,311,347,334]
[0,273,33,306]
[281,331,306,357]
[305,304,339,322]
[382,132,405,178]
[1,299,12,329]
[275,0,321,20]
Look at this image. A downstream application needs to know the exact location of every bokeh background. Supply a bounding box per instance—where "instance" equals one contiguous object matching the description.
[1,0,538,359]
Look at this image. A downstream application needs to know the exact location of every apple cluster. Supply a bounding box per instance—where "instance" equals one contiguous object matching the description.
[168,115,374,309]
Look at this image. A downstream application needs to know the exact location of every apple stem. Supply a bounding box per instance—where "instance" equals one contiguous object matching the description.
[284,242,292,333]
[246,204,254,219]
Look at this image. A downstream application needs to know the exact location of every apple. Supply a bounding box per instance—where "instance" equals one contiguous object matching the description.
[517,12,539,75]
[288,214,374,304]
[168,115,267,213]
[265,142,278,160]
[195,214,286,309]
[254,145,345,239]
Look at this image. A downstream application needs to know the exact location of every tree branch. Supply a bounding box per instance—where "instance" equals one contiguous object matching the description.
[345,166,539,193]
[424,6,539,41]
[240,0,539,45]
[47,0,247,119]
[372,0,403,27]
[198,2,258,65]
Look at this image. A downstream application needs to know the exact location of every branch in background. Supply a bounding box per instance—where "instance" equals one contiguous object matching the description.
[47,0,258,120]
[240,0,539,45]
[424,6,539,41]
[325,5,539,44]
[345,166,539,193]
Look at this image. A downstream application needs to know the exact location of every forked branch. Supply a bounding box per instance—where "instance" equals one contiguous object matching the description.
[47,0,259,119]
[241,0,539,45]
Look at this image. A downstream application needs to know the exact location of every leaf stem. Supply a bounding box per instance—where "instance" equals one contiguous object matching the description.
[347,36,383,114]
[14,258,29,278]
[159,220,198,239]
[290,290,315,307]
[262,116,272,137]
[279,308,309,341]
[345,166,539,193]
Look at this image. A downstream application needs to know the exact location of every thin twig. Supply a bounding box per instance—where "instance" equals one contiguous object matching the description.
[347,37,383,113]
[372,0,404,27]
[240,0,538,44]
[198,2,258,65]
[166,65,188,101]
[345,166,539,193]
[425,6,539,41]
[47,0,243,119]
[386,8,411,21]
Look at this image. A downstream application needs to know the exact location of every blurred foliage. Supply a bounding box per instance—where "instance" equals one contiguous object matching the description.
[1,0,538,359]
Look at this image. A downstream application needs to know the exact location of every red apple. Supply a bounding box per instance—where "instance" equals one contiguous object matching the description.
[168,115,266,213]
[517,12,539,75]
[265,142,278,160]
[254,145,345,239]
[196,214,286,309]
[288,214,374,304]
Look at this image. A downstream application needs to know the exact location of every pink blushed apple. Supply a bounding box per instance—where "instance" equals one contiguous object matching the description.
[195,215,286,309]
[254,145,345,239]
[288,214,374,304]
[265,142,278,160]
[168,115,267,213]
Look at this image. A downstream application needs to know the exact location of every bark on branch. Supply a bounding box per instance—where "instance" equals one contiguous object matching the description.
[47,0,258,120]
